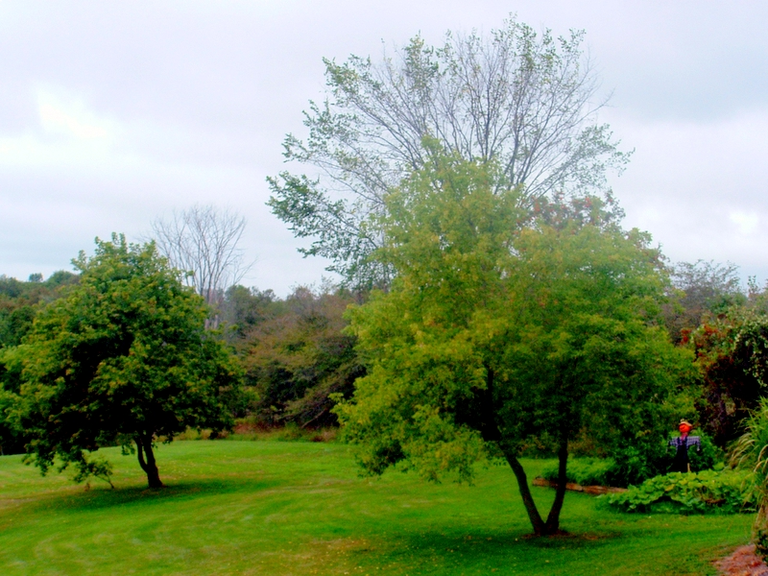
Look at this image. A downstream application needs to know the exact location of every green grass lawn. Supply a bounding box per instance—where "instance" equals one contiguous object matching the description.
[0,439,752,575]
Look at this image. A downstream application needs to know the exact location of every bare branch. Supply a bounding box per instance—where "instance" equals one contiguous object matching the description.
[151,205,254,308]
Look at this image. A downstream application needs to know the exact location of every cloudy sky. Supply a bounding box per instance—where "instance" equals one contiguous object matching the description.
[1,0,766,295]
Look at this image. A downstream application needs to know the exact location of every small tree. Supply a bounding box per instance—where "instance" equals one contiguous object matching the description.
[9,235,242,488]
[334,153,690,535]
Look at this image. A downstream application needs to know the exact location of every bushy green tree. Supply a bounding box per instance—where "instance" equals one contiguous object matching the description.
[7,235,242,488]
[334,152,691,535]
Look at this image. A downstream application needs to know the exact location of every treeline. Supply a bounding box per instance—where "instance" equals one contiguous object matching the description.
[0,272,78,348]
[1,256,764,452]
[226,258,762,454]
[221,284,365,428]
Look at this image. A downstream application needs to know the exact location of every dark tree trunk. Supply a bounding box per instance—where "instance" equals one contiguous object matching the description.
[544,435,568,534]
[480,364,568,536]
[135,434,164,488]
[500,447,547,535]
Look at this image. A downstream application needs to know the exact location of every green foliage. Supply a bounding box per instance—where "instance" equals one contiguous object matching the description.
[335,150,691,534]
[607,469,756,514]
[7,235,242,486]
[542,435,723,489]
[0,272,80,454]
[542,457,615,486]
[242,285,364,428]
[608,432,721,487]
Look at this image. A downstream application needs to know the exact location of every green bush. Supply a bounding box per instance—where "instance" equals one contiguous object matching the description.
[546,431,724,489]
[604,432,723,487]
[542,457,615,486]
[606,469,756,514]
[543,439,724,489]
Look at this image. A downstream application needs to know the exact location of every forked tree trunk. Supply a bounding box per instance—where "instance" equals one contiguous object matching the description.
[136,434,164,488]
[481,365,569,536]
[498,437,568,536]
[544,436,569,534]
[501,449,546,534]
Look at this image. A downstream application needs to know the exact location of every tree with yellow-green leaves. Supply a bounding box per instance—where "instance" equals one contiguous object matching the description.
[334,150,693,536]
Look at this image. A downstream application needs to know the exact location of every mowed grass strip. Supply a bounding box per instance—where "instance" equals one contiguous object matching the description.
[0,439,752,575]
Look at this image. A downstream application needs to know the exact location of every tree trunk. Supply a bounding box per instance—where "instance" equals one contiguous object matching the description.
[544,435,568,534]
[135,435,164,488]
[480,364,568,536]
[500,447,547,535]
[480,365,547,534]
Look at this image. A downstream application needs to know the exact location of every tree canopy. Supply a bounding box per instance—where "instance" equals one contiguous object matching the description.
[6,235,242,488]
[334,153,692,535]
[242,285,364,428]
[269,17,629,288]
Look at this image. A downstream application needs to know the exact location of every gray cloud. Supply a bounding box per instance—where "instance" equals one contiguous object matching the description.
[1,0,766,293]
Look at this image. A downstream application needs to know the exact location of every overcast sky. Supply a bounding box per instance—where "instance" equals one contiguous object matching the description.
[1,0,766,295]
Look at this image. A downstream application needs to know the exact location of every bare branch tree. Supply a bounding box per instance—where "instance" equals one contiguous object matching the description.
[151,205,253,311]
[268,16,631,288]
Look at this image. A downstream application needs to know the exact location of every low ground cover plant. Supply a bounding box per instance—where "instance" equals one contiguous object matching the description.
[607,469,756,514]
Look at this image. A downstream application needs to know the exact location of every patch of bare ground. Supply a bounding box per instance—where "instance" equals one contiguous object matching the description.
[716,545,768,576]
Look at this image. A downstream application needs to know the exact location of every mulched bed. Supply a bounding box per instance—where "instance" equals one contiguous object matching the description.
[716,545,768,576]
[532,476,627,495]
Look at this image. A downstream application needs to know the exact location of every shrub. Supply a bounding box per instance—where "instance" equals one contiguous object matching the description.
[543,438,724,489]
[542,457,615,486]
[606,469,756,514]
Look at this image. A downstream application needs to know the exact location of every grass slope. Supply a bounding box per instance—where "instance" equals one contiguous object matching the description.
[0,439,752,575]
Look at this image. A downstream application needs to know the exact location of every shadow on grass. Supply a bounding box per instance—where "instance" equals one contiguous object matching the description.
[29,476,284,514]
[360,526,624,559]
[337,527,626,576]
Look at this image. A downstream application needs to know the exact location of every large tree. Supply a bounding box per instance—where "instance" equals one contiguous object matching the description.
[8,235,242,488]
[334,153,691,535]
[269,17,629,287]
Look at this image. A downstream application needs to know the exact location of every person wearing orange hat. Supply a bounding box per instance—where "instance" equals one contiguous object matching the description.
[669,419,701,473]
